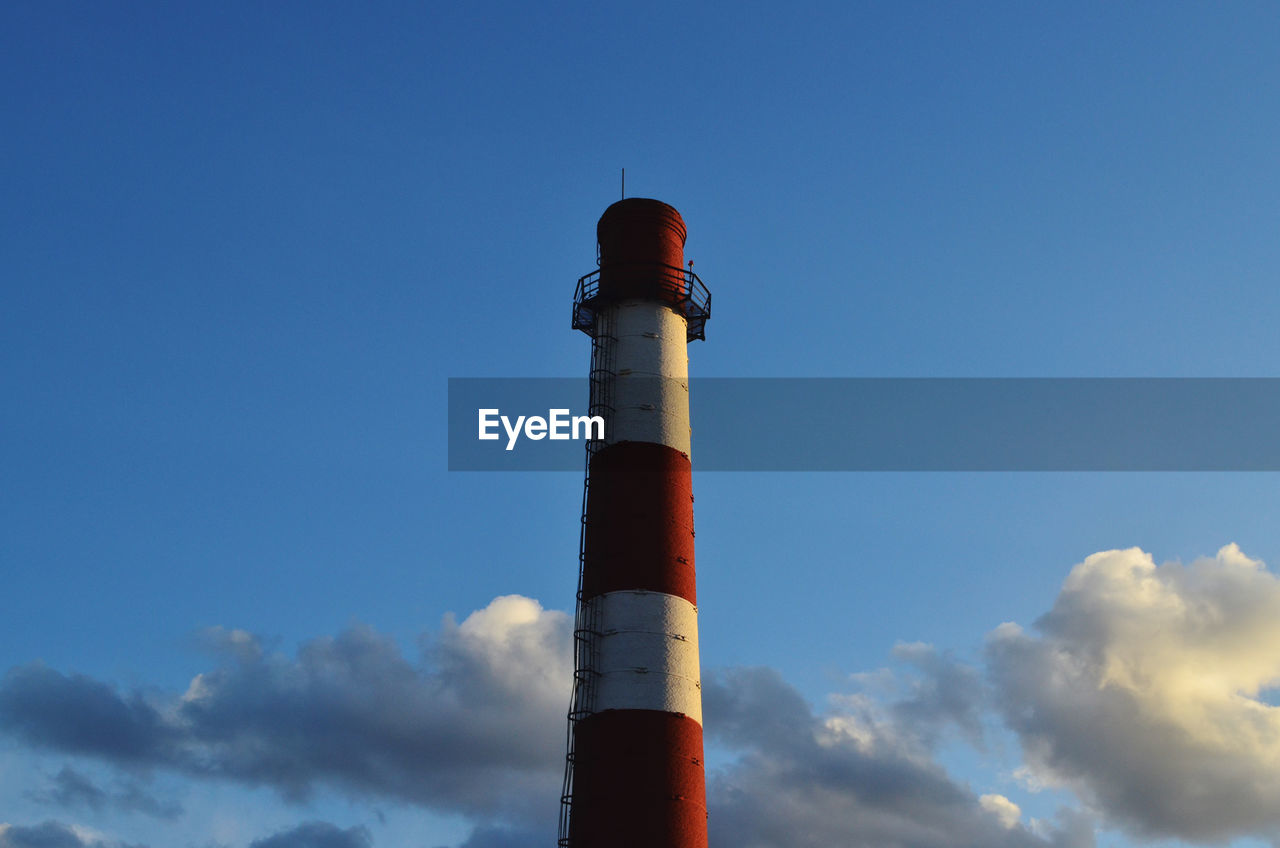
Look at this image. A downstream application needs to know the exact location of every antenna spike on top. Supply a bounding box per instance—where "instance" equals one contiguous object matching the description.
[621,168,625,199]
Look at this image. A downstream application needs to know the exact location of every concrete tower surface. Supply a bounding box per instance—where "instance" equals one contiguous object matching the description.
[559,199,712,848]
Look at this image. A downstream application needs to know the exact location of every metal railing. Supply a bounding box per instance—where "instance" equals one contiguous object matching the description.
[572,262,712,342]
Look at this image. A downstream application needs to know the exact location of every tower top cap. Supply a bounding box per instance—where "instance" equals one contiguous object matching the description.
[574,197,710,340]
[597,198,687,249]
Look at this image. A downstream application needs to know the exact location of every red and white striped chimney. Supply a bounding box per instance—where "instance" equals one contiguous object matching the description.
[560,198,711,848]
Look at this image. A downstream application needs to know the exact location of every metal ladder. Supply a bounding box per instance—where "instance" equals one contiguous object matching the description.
[557,306,617,847]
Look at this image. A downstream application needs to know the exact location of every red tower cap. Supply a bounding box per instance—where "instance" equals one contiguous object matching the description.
[596,198,688,304]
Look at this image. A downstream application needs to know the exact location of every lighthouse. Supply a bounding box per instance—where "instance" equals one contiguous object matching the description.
[558,198,712,848]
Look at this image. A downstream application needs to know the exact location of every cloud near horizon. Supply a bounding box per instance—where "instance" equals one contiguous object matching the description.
[988,544,1280,842]
[9,546,1280,847]
[24,767,182,821]
[0,590,1066,848]
[247,821,372,848]
[0,595,572,828]
[0,821,145,848]
[0,819,371,848]
[703,665,1092,848]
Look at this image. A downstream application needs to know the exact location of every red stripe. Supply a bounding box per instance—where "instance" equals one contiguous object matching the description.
[569,710,707,848]
[583,442,696,604]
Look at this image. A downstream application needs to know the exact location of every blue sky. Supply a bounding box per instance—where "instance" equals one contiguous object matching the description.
[4,3,1280,847]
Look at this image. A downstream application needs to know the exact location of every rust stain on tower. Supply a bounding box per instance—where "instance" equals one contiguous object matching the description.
[559,199,712,848]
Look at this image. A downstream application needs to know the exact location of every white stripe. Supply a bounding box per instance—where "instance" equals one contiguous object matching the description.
[613,300,690,377]
[588,590,702,724]
[605,301,691,455]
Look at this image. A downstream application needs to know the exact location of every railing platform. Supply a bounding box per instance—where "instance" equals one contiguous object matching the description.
[572,263,711,342]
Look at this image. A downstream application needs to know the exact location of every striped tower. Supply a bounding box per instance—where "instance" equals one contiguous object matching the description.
[559,198,712,848]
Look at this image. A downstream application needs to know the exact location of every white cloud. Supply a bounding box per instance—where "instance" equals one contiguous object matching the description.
[980,794,1021,829]
[988,544,1280,842]
[439,595,571,708]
